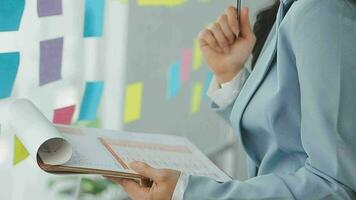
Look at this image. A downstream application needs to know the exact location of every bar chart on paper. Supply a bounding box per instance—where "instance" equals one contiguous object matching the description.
[99,136,231,182]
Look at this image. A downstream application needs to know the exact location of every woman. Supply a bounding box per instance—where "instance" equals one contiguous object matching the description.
[108,0,356,199]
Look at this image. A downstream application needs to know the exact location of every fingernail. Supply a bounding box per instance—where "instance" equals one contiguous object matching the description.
[236,31,240,38]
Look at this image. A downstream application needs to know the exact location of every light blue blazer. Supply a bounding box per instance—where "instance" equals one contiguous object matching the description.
[184,0,356,199]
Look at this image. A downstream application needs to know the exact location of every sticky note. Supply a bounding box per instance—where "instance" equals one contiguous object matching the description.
[13,135,29,165]
[37,0,62,17]
[203,71,213,99]
[53,105,76,125]
[190,82,203,114]
[0,0,25,31]
[181,49,192,84]
[0,52,20,99]
[74,119,101,128]
[84,0,106,37]
[117,0,128,3]
[79,81,104,121]
[167,61,181,99]
[193,39,203,70]
[39,37,63,86]
[138,0,186,7]
[124,82,143,123]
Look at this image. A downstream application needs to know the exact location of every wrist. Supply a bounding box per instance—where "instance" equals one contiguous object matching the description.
[215,68,242,84]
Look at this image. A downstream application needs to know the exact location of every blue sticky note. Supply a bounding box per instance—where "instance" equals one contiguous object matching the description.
[0,52,20,99]
[167,61,181,99]
[204,71,213,99]
[79,81,104,120]
[0,0,25,31]
[83,0,105,37]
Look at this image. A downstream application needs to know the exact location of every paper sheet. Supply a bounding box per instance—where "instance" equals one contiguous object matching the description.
[1,99,230,182]
[56,126,231,182]
[8,99,72,165]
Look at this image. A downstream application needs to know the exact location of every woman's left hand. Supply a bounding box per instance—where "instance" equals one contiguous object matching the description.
[106,161,181,200]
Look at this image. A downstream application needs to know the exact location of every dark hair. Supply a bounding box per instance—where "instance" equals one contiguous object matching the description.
[252,1,280,68]
[251,0,356,68]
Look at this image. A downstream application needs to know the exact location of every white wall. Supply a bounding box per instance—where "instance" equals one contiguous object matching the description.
[0,0,275,199]
[0,0,128,199]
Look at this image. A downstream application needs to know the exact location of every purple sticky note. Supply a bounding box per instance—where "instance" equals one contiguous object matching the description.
[181,48,192,84]
[39,37,63,86]
[37,0,62,17]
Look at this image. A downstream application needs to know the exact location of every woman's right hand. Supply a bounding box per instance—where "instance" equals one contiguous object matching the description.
[198,6,256,84]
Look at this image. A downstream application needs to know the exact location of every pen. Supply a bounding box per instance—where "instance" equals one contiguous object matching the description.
[237,0,241,25]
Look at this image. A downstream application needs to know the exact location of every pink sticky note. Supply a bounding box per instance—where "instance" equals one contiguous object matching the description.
[53,105,76,125]
[181,48,192,83]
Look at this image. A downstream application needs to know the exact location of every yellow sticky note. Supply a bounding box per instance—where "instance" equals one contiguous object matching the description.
[124,82,143,123]
[137,0,186,7]
[13,135,29,165]
[193,39,202,70]
[190,82,203,114]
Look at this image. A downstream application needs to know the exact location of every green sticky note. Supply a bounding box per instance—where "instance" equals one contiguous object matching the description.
[13,135,29,165]
[74,119,101,128]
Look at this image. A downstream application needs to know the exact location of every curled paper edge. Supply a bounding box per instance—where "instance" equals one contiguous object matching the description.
[8,99,72,165]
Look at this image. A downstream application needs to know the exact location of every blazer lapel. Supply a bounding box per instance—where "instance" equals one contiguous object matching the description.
[229,0,295,168]
[230,24,278,164]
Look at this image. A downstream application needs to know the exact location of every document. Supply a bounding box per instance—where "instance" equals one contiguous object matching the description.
[7,99,231,183]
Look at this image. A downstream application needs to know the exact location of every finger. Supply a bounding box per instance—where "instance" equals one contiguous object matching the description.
[226,5,239,36]
[120,179,150,199]
[130,161,161,181]
[240,7,255,41]
[198,29,223,53]
[209,22,230,53]
[217,14,235,44]
[104,176,124,185]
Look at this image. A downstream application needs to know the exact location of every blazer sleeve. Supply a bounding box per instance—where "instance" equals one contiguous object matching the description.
[183,1,356,199]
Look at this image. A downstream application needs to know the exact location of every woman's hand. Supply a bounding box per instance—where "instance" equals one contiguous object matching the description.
[198,6,256,84]
[107,161,180,200]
